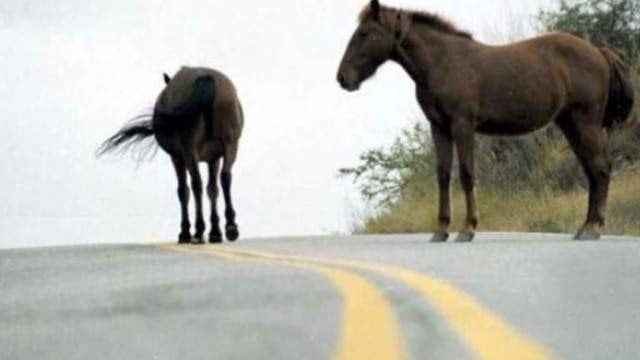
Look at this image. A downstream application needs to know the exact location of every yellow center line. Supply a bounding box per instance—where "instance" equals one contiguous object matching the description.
[162,243,245,261]
[211,246,554,360]
[160,244,405,360]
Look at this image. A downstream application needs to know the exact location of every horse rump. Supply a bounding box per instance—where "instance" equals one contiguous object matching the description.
[153,75,217,134]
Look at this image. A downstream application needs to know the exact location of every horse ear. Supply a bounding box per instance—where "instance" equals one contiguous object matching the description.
[163,73,171,84]
[370,0,380,18]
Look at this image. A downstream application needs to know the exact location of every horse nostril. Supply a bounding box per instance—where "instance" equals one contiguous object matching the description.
[338,73,346,86]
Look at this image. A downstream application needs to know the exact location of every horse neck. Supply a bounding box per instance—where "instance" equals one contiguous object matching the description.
[392,25,477,88]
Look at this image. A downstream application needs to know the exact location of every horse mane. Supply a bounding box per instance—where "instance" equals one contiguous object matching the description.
[359,4,473,40]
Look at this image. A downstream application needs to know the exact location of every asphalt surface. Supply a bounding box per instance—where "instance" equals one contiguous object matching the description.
[1,233,639,360]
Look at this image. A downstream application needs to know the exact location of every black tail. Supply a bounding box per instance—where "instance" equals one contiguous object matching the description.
[97,75,217,160]
[599,47,635,128]
[96,114,156,160]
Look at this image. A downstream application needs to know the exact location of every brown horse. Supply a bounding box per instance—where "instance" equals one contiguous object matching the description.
[99,66,243,244]
[338,0,634,241]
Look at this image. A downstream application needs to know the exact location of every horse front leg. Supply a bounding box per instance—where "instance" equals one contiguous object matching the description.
[452,120,478,242]
[431,124,453,243]
[171,157,191,244]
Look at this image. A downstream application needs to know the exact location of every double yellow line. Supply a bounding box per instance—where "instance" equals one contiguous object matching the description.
[161,244,553,360]
[163,244,404,360]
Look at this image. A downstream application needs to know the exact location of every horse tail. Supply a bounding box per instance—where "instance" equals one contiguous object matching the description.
[153,75,217,137]
[96,75,217,160]
[96,114,157,160]
[599,47,635,128]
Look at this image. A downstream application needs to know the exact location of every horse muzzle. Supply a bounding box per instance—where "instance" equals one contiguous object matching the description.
[337,69,360,92]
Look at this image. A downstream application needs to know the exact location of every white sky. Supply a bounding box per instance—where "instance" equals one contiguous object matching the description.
[0,0,555,248]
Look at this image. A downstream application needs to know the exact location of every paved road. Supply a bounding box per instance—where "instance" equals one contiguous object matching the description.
[1,233,639,360]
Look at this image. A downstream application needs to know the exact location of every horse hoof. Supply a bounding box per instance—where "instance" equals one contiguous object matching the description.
[178,233,191,244]
[209,234,223,244]
[574,230,601,241]
[192,237,205,245]
[455,232,475,243]
[226,225,239,242]
[430,233,449,243]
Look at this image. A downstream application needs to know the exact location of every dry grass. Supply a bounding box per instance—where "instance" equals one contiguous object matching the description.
[360,171,640,236]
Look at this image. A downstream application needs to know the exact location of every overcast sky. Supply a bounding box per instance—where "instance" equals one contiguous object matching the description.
[0,0,555,248]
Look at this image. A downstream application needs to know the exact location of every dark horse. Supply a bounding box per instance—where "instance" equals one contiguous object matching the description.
[99,67,243,244]
[338,0,634,241]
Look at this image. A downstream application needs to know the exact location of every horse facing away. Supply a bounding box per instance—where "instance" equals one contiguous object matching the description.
[338,0,634,242]
[98,66,244,244]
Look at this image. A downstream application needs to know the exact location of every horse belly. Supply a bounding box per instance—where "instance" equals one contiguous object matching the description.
[476,114,551,135]
[476,91,562,136]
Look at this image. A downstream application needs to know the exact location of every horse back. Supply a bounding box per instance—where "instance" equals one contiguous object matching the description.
[158,67,239,111]
[521,33,609,103]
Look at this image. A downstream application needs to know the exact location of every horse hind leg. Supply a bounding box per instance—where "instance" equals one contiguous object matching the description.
[171,157,191,244]
[556,107,611,240]
[187,158,206,244]
[207,159,223,243]
[221,143,240,242]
